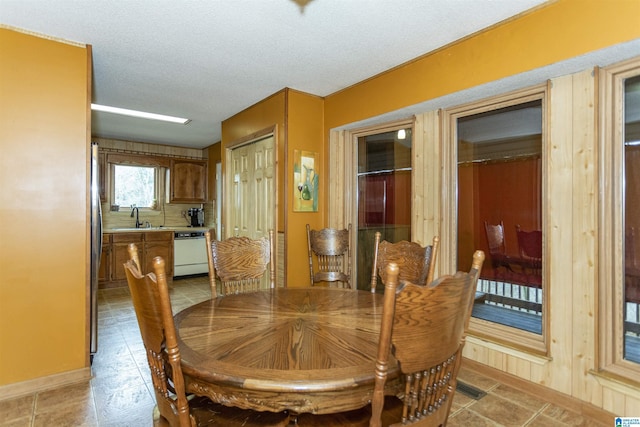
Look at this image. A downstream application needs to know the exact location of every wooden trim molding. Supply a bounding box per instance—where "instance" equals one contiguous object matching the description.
[106,152,171,168]
[462,358,615,425]
[0,368,91,401]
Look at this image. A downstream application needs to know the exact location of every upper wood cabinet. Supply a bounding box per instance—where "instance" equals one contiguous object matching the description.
[169,159,208,203]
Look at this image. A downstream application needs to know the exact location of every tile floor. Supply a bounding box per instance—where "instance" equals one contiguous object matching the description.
[0,276,609,427]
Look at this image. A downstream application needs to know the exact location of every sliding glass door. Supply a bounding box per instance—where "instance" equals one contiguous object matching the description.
[456,98,544,335]
[355,127,412,291]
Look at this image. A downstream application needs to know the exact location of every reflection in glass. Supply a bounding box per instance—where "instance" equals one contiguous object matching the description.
[457,100,543,334]
[356,128,412,290]
[624,75,640,363]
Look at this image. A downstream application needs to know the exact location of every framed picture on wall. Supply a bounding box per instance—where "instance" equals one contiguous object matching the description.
[293,150,318,212]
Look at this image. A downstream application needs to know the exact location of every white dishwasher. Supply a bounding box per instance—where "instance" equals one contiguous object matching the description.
[174,231,209,277]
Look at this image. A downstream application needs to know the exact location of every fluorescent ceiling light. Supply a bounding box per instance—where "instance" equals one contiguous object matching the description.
[91,104,191,124]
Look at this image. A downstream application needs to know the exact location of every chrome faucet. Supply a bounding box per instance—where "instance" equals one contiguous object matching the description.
[130,206,141,228]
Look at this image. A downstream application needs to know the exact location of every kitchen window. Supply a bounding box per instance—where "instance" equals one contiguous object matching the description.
[112,164,158,209]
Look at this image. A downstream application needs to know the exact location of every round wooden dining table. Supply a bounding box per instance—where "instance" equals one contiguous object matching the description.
[174,287,401,415]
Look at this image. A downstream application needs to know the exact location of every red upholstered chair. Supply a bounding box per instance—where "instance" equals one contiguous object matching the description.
[515,225,543,288]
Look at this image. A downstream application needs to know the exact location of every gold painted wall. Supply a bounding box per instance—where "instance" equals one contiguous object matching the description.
[0,28,90,385]
[324,0,640,131]
[221,89,324,287]
[285,90,324,287]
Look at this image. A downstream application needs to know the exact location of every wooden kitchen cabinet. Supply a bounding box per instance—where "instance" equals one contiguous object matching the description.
[111,232,144,282]
[144,231,174,277]
[169,159,207,203]
[100,231,173,287]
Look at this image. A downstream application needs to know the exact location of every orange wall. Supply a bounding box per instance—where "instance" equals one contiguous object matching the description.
[286,90,324,287]
[0,28,90,384]
[221,89,324,287]
[324,0,640,131]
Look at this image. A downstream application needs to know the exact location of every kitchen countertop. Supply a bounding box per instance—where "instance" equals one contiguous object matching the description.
[105,226,209,233]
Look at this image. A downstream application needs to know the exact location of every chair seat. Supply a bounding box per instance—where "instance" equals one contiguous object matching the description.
[154,396,290,427]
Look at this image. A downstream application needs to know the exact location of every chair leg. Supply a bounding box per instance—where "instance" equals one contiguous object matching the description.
[152,406,170,426]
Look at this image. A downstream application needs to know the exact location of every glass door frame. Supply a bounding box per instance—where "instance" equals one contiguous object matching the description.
[442,84,549,355]
[334,119,415,289]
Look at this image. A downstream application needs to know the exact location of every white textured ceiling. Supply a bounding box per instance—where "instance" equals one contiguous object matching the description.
[2,0,553,148]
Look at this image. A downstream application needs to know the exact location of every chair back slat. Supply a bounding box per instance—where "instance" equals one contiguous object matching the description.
[206,230,275,297]
[306,224,352,288]
[370,233,440,293]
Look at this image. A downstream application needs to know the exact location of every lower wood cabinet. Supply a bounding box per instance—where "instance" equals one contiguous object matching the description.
[144,231,174,276]
[100,231,173,287]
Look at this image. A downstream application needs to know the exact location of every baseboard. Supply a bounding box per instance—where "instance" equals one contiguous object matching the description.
[0,367,91,401]
[462,358,615,425]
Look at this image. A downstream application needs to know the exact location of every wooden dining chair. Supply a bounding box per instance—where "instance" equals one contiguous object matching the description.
[205,230,275,297]
[306,224,352,288]
[127,242,142,272]
[369,233,440,293]
[124,244,289,427]
[296,250,485,427]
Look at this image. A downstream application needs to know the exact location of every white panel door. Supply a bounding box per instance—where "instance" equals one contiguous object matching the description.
[227,135,275,240]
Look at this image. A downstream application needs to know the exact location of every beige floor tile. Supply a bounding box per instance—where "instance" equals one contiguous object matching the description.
[0,395,34,423]
[447,408,500,426]
[33,402,98,427]
[35,381,94,413]
[490,383,548,412]
[527,413,572,426]
[542,404,609,427]
[466,393,536,426]
[5,276,613,427]
[451,388,477,409]
[458,366,500,391]
[0,417,32,427]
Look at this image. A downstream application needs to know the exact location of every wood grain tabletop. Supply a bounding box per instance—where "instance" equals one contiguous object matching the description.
[174,287,401,414]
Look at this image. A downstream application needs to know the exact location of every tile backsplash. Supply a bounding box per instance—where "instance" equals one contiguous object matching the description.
[102,201,215,230]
